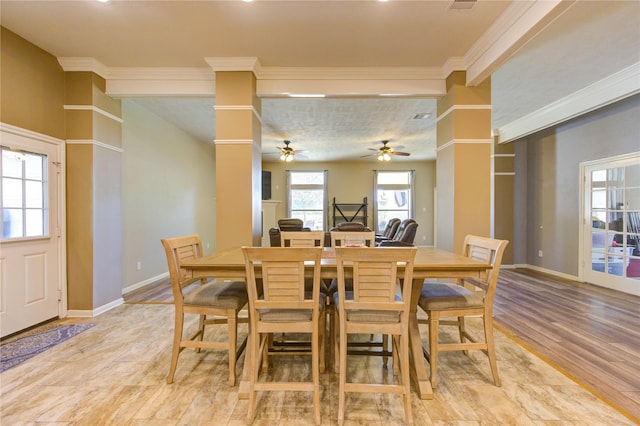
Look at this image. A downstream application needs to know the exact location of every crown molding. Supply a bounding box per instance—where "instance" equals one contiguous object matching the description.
[205,57,263,75]
[496,62,640,144]
[441,57,467,79]
[59,57,449,97]
[57,57,110,78]
[258,66,443,81]
[465,0,575,86]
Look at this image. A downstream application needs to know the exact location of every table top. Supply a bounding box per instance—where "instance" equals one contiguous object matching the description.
[182,246,491,278]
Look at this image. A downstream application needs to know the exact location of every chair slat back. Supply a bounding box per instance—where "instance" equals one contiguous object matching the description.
[281,231,325,247]
[461,235,509,303]
[161,234,204,301]
[331,231,376,247]
[335,247,417,312]
[242,247,323,310]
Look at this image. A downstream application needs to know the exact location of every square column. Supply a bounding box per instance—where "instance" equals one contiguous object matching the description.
[214,71,262,250]
[436,72,492,253]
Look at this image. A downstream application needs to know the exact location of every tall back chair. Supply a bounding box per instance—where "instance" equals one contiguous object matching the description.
[280,230,325,247]
[330,230,376,247]
[273,230,327,370]
[418,234,508,388]
[242,246,324,425]
[378,221,418,247]
[161,235,248,385]
[334,246,417,426]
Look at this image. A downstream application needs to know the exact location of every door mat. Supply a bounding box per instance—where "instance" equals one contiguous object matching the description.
[0,323,95,373]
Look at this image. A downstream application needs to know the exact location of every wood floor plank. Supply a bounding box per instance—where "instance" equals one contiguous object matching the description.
[495,268,640,423]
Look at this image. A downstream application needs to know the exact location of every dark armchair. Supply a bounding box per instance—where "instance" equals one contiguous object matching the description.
[268,218,310,246]
[375,218,401,243]
[378,220,418,247]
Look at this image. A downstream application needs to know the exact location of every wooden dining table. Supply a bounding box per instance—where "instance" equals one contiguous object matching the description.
[181,245,492,400]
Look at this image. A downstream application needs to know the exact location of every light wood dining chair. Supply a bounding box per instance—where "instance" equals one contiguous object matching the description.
[161,235,248,386]
[334,246,417,426]
[242,246,324,425]
[330,230,376,248]
[273,231,327,371]
[418,234,508,388]
[328,230,379,368]
[280,230,325,247]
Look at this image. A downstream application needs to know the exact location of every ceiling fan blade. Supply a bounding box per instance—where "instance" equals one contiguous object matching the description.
[360,153,375,158]
[368,148,379,152]
[391,151,411,156]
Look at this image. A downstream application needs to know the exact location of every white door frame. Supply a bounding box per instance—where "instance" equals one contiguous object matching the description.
[0,123,67,325]
[579,151,640,296]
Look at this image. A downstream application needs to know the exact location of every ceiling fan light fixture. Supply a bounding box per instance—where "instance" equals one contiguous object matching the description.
[378,152,391,161]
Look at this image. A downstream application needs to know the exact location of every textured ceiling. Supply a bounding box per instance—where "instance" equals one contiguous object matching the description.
[2,0,638,162]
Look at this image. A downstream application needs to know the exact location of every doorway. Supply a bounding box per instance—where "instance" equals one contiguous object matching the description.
[0,125,66,337]
[582,153,640,296]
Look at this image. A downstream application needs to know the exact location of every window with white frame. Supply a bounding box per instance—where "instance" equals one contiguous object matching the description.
[286,170,327,231]
[1,146,48,239]
[374,170,414,233]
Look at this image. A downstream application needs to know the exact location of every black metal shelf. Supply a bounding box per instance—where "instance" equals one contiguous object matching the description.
[332,197,368,227]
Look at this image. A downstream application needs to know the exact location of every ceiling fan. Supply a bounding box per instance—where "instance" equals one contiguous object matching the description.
[363,140,411,161]
[276,140,306,162]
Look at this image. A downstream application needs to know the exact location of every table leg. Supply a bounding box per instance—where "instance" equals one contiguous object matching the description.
[408,277,433,399]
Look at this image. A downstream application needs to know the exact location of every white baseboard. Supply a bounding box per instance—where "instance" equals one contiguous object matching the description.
[122,272,169,295]
[66,297,124,318]
[513,263,580,282]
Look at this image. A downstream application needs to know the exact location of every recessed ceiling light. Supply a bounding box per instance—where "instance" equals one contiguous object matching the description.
[412,113,431,120]
[449,0,476,10]
[288,94,326,98]
[97,0,109,3]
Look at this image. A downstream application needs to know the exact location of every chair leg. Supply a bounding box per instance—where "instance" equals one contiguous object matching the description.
[399,333,413,426]
[428,313,440,388]
[337,319,347,426]
[458,316,468,356]
[319,308,326,374]
[392,335,399,376]
[167,310,184,384]
[483,314,501,386]
[247,329,261,424]
[195,314,206,353]
[382,333,389,366]
[312,327,321,425]
[227,311,237,386]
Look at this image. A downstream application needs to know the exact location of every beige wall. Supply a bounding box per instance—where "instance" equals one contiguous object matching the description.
[0,27,65,139]
[121,99,216,290]
[513,94,640,276]
[263,160,436,245]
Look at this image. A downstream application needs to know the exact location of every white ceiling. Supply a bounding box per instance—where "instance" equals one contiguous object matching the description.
[2,0,638,162]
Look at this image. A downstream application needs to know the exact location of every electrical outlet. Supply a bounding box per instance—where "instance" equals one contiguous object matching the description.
[538,250,543,258]
[136,261,142,270]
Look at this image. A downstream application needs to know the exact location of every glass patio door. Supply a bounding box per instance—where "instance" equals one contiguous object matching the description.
[583,153,640,295]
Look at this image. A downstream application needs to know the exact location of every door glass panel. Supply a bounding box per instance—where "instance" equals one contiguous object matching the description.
[1,146,48,239]
[589,162,640,281]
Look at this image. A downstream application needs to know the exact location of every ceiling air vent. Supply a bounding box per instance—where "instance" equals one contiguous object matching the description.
[449,0,477,10]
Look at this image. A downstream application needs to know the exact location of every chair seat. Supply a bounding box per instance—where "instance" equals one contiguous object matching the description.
[184,280,247,309]
[333,292,401,323]
[260,295,325,322]
[419,282,484,311]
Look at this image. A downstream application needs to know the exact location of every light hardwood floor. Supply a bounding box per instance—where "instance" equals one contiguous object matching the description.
[0,269,637,425]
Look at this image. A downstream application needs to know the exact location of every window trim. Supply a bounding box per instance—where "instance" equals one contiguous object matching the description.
[373,170,415,233]
[286,170,328,231]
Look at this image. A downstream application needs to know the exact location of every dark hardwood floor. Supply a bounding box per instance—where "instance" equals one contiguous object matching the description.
[124,268,640,424]
[493,269,640,424]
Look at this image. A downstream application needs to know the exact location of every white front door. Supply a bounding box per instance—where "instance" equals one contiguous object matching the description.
[582,153,640,296]
[1,126,65,337]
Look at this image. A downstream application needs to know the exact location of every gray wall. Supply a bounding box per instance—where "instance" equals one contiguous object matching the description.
[121,99,217,291]
[513,94,640,276]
